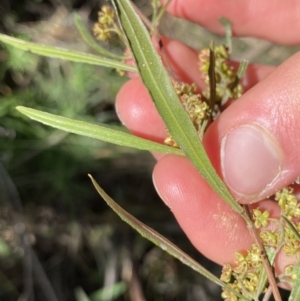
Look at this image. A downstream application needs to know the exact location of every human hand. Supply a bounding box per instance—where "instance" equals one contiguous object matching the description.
[115,0,300,276]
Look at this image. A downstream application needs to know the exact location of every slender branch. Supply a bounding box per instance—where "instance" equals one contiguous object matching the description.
[262,286,273,301]
[244,206,282,301]
[151,0,173,34]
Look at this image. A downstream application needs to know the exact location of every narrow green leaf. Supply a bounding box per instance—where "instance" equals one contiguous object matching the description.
[73,13,124,60]
[289,266,300,301]
[282,216,300,241]
[75,287,91,301]
[113,0,243,215]
[0,33,136,72]
[0,237,11,258]
[228,60,248,93]
[237,60,249,80]
[16,106,183,156]
[88,175,247,300]
[219,18,232,54]
[228,60,248,94]
[89,282,127,301]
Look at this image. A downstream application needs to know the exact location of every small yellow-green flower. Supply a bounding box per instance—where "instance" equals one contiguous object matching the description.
[260,230,279,247]
[275,187,296,211]
[252,209,269,229]
[221,285,239,301]
[93,23,112,41]
[242,272,259,292]
[221,263,233,283]
[234,252,248,274]
[98,5,115,25]
[284,264,299,280]
[246,245,261,266]
[283,240,300,256]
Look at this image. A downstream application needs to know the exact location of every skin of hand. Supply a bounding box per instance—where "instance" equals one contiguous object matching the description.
[115,0,300,281]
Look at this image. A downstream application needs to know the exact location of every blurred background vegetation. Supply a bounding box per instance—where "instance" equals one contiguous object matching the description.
[0,0,299,301]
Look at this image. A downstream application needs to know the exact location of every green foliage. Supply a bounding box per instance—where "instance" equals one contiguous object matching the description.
[0,34,127,204]
[0,238,10,258]
[75,283,127,301]
[1,1,299,301]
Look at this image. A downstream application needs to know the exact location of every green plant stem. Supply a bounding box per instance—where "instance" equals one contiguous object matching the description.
[228,60,249,94]
[151,0,173,34]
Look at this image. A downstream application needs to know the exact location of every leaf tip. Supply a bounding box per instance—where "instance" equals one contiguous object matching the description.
[219,17,231,27]
[73,12,81,24]
[16,106,26,113]
[88,174,98,188]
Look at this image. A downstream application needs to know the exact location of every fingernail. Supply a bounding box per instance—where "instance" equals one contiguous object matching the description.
[221,124,283,199]
[152,173,171,208]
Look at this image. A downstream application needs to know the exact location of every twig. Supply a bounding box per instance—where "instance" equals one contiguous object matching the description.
[151,0,173,34]
[262,286,273,301]
[244,206,282,301]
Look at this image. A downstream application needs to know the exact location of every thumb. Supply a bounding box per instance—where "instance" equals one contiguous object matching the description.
[204,52,300,204]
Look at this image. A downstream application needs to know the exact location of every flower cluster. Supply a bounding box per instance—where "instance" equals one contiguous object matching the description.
[221,186,300,300]
[276,187,300,282]
[221,245,264,301]
[275,187,300,219]
[164,82,210,147]
[198,45,243,107]
[165,44,246,149]
[93,5,118,42]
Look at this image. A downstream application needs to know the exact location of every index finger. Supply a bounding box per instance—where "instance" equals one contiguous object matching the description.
[162,0,300,45]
